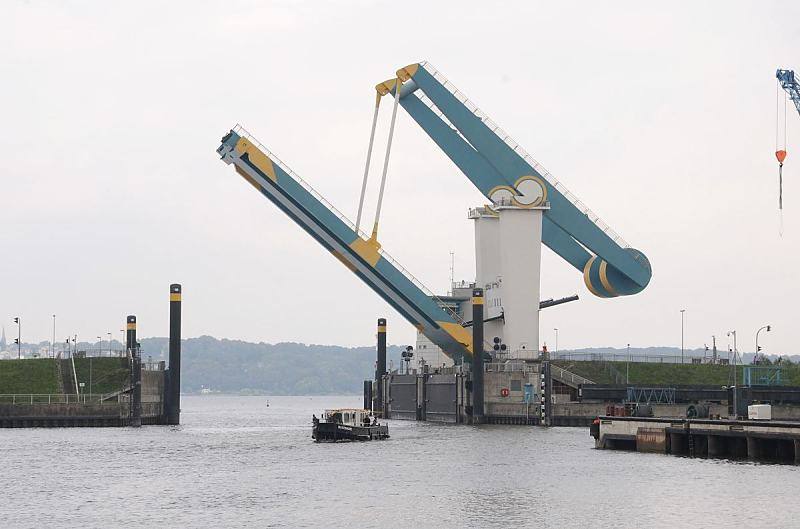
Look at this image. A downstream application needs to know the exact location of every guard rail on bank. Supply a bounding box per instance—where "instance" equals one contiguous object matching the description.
[551,352,722,364]
[0,394,123,405]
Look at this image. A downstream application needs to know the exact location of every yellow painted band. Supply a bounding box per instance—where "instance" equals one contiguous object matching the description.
[330,249,358,272]
[170,293,182,302]
[598,261,619,297]
[583,256,605,298]
[375,78,397,96]
[377,326,386,332]
[511,175,548,208]
[472,297,484,305]
[235,166,262,191]
[349,236,382,267]
[437,321,473,356]
[126,323,136,330]
[234,138,277,182]
[487,184,516,207]
[396,63,419,81]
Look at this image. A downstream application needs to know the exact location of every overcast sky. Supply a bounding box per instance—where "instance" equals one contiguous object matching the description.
[2,1,799,354]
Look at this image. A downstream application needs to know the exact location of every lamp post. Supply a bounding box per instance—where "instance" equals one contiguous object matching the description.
[13,317,20,359]
[553,328,559,355]
[97,336,102,356]
[728,330,738,418]
[626,343,631,384]
[107,332,112,356]
[755,325,771,364]
[680,309,686,364]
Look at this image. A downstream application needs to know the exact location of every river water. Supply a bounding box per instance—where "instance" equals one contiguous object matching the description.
[1,395,798,528]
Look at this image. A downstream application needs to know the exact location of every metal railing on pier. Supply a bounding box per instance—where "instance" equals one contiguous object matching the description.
[0,394,122,405]
[550,364,595,386]
[551,352,722,365]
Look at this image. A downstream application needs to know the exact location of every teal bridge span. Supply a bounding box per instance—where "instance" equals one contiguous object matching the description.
[217,62,652,361]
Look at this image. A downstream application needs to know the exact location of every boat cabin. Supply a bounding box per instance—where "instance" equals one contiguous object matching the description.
[323,408,375,427]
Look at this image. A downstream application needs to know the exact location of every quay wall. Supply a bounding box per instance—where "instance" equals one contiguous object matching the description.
[594,416,800,464]
[0,403,121,418]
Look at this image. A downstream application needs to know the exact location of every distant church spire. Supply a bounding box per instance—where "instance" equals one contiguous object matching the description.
[0,326,6,350]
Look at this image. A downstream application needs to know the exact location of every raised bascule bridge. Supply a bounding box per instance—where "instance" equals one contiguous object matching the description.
[217,62,652,425]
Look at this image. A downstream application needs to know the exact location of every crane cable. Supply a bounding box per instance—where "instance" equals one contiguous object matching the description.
[776,79,788,234]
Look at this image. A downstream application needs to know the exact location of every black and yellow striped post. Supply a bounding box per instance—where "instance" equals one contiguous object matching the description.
[472,288,485,423]
[166,284,182,425]
[376,318,387,415]
[126,315,142,427]
[126,316,136,354]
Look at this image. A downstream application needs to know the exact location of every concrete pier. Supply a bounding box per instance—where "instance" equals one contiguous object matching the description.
[0,361,168,428]
[592,416,800,464]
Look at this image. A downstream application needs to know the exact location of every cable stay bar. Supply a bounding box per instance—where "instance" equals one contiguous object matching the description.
[371,77,402,240]
[355,93,381,233]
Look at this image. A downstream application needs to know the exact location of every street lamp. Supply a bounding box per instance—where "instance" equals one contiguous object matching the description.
[680,309,686,364]
[727,330,738,418]
[13,317,21,359]
[626,343,631,384]
[553,328,559,355]
[107,332,112,356]
[755,325,772,364]
[97,336,102,356]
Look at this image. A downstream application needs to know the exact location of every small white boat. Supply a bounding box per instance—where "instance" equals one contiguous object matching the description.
[312,409,389,442]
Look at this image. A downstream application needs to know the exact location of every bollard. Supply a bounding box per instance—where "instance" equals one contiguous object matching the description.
[166,284,182,425]
[126,316,142,427]
[376,318,387,415]
[472,288,484,423]
[126,316,136,354]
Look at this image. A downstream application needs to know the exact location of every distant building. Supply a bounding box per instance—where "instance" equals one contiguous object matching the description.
[0,326,6,351]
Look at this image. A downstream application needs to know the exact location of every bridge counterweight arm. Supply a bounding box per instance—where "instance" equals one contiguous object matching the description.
[393,62,651,296]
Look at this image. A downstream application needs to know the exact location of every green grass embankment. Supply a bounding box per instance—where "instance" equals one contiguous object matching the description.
[0,359,61,393]
[73,357,129,395]
[555,360,800,386]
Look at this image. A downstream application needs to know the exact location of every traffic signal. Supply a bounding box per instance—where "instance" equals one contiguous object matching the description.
[13,339,19,345]
[13,317,19,324]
